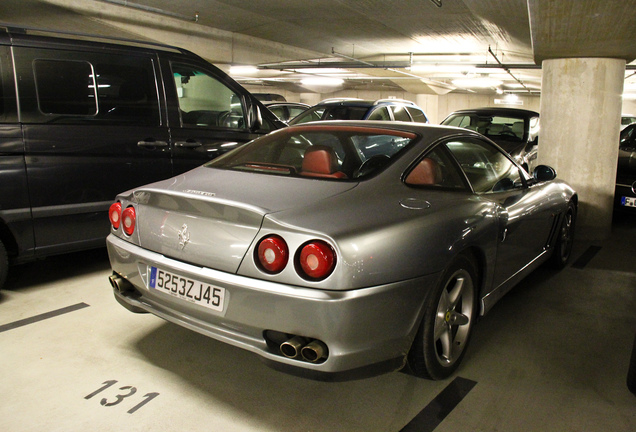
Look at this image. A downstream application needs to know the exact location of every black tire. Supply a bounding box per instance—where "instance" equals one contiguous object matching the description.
[628,332,636,395]
[550,201,576,269]
[407,253,478,380]
[0,239,7,290]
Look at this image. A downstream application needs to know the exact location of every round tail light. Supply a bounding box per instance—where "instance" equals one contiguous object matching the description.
[122,206,136,236]
[256,235,289,274]
[298,241,336,280]
[109,202,122,229]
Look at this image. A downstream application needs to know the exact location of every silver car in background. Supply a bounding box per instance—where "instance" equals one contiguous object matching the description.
[107,122,577,381]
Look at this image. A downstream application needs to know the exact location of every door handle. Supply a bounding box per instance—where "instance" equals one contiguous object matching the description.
[137,139,168,148]
[175,140,202,148]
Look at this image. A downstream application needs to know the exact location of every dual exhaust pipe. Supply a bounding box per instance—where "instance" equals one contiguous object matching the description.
[280,336,328,363]
[108,274,135,293]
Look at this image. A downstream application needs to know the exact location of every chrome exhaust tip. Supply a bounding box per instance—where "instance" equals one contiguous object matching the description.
[301,340,328,363]
[108,274,134,293]
[280,336,308,359]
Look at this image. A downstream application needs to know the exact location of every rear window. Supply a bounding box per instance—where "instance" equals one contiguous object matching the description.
[207,125,417,180]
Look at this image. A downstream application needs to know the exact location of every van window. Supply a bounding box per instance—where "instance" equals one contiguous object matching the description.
[34,59,97,115]
[25,52,160,125]
[172,63,245,129]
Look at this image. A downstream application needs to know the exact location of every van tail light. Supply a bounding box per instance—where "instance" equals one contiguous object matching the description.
[109,202,122,229]
[256,235,289,274]
[298,241,336,280]
[121,206,136,236]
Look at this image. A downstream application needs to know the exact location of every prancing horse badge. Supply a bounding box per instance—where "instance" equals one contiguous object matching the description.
[178,224,190,250]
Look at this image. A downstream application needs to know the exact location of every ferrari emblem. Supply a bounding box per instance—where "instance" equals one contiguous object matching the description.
[178,224,190,250]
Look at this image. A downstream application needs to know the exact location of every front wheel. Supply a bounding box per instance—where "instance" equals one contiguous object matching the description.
[407,254,478,380]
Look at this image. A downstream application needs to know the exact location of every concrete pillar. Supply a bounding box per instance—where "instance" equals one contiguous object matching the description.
[539,58,625,240]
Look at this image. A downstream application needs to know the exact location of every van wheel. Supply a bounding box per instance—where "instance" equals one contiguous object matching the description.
[407,254,478,380]
[0,240,7,290]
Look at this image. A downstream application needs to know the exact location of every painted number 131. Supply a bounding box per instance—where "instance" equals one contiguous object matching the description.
[85,380,160,414]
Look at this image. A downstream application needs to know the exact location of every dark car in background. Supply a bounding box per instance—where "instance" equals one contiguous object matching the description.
[289,98,429,125]
[441,107,540,172]
[262,101,310,123]
[616,123,636,210]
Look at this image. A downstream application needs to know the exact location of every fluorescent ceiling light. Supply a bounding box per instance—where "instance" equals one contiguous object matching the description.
[452,77,503,88]
[409,64,475,74]
[301,77,345,86]
[230,65,259,75]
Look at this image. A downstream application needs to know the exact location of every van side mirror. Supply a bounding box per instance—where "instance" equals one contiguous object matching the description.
[247,105,263,131]
[533,164,557,182]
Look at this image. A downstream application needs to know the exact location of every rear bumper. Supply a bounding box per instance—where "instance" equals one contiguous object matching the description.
[615,182,636,209]
[106,234,439,380]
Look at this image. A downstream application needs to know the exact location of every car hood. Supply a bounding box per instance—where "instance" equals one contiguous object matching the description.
[128,167,357,273]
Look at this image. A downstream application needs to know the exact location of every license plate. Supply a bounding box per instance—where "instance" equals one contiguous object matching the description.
[621,196,636,207]
[148,267,225,312]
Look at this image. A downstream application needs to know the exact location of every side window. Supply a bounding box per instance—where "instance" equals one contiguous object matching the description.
[405,106,428,123]
[443,115,471,129]
[29,53,160,125]
[391,105,411,122]
[34,60,97,116]
[444,139,523,193]
[93,58,160,125]
[405,145,467,189]
[172,63,245,129]
[367,106,391,120]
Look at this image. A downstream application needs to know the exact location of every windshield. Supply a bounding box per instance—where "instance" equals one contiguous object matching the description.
[289,105,369,125]
[207,125,417,180]
[442,114,527,142]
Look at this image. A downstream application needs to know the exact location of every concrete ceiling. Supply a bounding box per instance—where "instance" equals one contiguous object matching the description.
[2,0,636,96]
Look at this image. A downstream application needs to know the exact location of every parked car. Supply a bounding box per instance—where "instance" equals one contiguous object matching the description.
[621,114,636,130]
[289,98,429,125]
[441,107,540,172]
[253,93,287,102]
[262,101,310,123]
[107,121,577,381]
[0,25,284,289]
[616,123,636,209]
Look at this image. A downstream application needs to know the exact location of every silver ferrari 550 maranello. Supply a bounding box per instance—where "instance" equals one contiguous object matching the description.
[106,121,577,381]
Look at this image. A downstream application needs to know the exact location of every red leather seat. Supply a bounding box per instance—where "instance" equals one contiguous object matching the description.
[405,157,442,185]
[301,146,347,179]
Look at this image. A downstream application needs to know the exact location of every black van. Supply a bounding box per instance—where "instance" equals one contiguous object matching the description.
[0,25,285,289]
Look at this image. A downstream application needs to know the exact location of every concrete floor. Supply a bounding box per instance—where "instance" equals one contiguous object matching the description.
[1,213,635,432]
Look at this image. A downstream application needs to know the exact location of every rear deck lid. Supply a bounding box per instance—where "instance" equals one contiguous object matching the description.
[131,167,357,273]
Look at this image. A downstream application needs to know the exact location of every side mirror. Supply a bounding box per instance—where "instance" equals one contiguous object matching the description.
[247,104,263,131]
[533,164,557,182]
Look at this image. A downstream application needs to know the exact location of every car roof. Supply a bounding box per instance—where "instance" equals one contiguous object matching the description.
[316,98,419,108]
[446,107,540,117]
[262,101,310,107]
